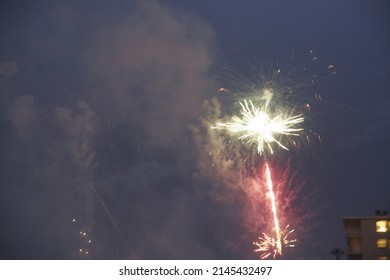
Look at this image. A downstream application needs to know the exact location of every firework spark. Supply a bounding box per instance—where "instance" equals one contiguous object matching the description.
[213,89,304,155]
[253,225,296,259]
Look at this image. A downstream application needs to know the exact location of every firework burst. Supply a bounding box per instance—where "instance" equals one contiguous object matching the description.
[211,80,306,258]
[213,89,304,155]
[253,225,296,259]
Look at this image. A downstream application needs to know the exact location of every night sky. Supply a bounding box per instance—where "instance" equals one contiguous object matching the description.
[1,0,389,260]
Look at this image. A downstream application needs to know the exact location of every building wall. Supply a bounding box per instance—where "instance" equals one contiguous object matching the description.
[361,219,388,259]
[343,216,390,260]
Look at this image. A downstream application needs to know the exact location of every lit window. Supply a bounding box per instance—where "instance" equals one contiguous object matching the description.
[377,256,388,260]
[376,220,388,232]
[377,239,387,249]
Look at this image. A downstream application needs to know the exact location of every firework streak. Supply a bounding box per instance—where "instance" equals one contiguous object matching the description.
[213,88,303,259]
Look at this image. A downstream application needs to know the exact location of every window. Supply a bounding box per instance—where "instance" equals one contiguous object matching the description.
[377,239,387,249]
[376,220,388,232]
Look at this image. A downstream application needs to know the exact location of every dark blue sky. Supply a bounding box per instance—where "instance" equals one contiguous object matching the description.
[1,0,389,259]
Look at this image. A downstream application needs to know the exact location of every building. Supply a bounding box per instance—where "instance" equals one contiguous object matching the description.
[342,210,390,260]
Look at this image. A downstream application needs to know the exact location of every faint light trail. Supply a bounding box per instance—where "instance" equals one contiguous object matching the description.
[88,183,137,259]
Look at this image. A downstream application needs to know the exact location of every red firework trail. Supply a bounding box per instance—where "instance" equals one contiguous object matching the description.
[253,163,296,259]
[264,162,282,254]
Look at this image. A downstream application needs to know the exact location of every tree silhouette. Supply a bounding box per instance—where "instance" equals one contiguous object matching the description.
[330,248,345,260]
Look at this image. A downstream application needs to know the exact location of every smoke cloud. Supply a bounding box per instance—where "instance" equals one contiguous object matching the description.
[0,0,313,260]
[0,0,223,259]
